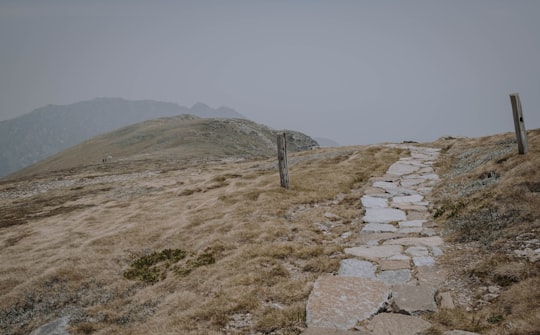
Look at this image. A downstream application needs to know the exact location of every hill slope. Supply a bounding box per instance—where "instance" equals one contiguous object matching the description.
[8,116,318,179]
[0,129,538,335]
[0,98,246,177]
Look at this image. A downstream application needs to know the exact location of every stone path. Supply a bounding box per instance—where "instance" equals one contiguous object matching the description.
[304,145,472,334]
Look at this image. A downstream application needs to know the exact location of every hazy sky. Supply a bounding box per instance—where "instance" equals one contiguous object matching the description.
[1,1,539,145]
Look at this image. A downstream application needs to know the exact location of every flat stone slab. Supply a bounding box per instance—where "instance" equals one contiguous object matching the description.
[338,259,377,279]
[30,316,70,335]
[388,254,410,261]
[377,269,412,285]
[379,259,411,270]
[364,208,406,223]
[406,246,430,257]
[416,266,448,287]
[361,223,397,233]
[366,313,431,335]
[392,284,437,314]
[383,236,444,247]
[372,181,398,190]
[413,256,436,266]
[393,194,424,204]
[399,220,425,228]
[400,178,425,187]
[306,275,390,329]
[361,195,388,208]
[345,245,403,261]
[388,162,422,175]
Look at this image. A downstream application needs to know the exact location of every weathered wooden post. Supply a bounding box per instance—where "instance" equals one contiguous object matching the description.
[509,93,529,154]
[277,132,290,189]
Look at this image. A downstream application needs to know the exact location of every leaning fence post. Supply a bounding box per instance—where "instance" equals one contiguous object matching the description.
[277,132,290,189]
[509,93,529,154]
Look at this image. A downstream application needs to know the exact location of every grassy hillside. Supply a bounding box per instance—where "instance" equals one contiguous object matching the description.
[7,116,318,180]
[0,129,538,335]
[0,98,246,178]
[427,129,540,334]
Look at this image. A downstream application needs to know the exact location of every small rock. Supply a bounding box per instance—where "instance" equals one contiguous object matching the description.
[488,285,500,294]
[325,212,341,220]
[341,231,353,239]
[431,246,443,257]
[443,331,482,335]
[437,291,455,309]
[30,316,70,335]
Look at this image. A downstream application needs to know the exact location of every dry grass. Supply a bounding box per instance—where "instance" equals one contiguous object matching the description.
[0,144,404,334]
[429,129,540,334]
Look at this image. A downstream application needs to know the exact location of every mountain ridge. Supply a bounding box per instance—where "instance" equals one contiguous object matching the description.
[6,115,319,180]
[0,98,247,177]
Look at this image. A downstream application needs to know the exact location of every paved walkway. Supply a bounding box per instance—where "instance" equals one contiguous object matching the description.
[304,145,453,335]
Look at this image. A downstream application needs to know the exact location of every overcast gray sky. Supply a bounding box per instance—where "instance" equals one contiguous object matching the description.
[1,1,539,145]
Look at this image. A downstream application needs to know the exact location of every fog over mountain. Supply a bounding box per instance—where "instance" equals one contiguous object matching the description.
[1,1,539,146]
[0,98,246,178]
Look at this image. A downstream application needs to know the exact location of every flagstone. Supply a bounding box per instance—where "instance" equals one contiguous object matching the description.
[361,223,398,233]
[361,195,388,208]
[379,259,411,270]
[399,220,426,228]
[306,275,390,329]
[406,246,430,257]
[377,269,412,285]
[413,256,436,266]
[338,259,377,279]
[364,208,406,223]
[388,162,422,175]
[345,245,403,260]
[383,236,443,247]
[393,194,424,204]
[392,284,437,314]
[388,254,410,261]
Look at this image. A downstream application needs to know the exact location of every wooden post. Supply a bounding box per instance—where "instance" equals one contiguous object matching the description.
[509,93,529,154]
[277,132,290,189]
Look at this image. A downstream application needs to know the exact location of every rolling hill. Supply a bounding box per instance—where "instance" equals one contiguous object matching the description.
[8,115,319,179]
[0,98,246,178]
